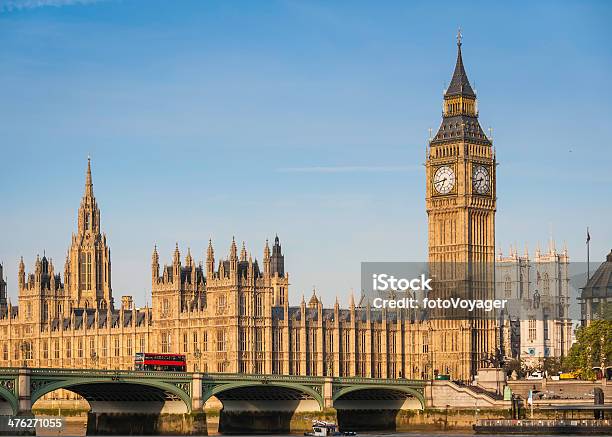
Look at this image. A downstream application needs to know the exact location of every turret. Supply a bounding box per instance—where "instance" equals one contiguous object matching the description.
[152,245,159,283]
[308,288,319,309]
[173,243,181,279]
[230,237,238,273]
[270,234,284,277]
[18,256,25,290]
[240,242,247,262]
[206,239,215,277]
[185,247,193,267]
[263,239,271,277]
[48,258,56,291]
[64,252,70,289]
[35,254,42,279]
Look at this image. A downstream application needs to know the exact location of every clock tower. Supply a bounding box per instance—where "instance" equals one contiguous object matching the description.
[425,33,497,380]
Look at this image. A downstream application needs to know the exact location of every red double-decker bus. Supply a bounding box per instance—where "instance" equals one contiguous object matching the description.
[134,352,187,371]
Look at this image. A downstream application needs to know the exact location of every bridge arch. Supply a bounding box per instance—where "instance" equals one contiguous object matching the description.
[31,378,192,414]
[0,384,18,415]
[204,381,324,411]
[333,385,425,410]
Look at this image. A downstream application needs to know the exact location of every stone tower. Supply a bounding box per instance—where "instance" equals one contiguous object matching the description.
[18,254,66,324]
[151,243,205,321]
[425,33,497,380]
[65,158,113,310]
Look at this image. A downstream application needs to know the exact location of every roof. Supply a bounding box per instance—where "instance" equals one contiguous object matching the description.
[432,114,490,144]
[431,40,491,146]
[446,42,475,97]
[581,250,612,299]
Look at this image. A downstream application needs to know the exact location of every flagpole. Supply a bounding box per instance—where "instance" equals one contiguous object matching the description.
[587,227,590,282]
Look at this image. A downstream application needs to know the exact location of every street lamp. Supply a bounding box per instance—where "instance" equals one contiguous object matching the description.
[429,326,434,380]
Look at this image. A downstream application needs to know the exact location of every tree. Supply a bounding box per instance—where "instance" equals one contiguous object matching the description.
[541,357,562,376]
[563,320,612,380]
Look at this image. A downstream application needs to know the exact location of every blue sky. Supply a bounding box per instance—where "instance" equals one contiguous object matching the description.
[0,0,610,306]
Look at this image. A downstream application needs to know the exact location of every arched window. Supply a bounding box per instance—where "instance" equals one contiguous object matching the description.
[162,298,169,316]
[216,294,227,315]
[255,293,263,317]
[161,332,171,353]
[216,329,226,352]
[24,342,33,360]
[504,275,512,298]
[239,294,246,315]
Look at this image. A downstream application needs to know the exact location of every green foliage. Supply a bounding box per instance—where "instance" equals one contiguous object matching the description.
[563,320,612,380]
[541,357,562,375]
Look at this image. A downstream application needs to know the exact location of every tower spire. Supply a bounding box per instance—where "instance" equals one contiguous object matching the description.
[85,156,94,197]
[446,30,475,97]
[431,32,488,145]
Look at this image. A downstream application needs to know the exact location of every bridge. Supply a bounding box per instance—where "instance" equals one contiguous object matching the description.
[0,368,428,434]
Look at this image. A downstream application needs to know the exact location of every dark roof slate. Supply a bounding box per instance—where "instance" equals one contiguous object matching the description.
[446,43,475,97]
[581,250,612,299]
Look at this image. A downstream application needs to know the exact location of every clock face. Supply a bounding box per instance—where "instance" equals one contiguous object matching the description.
[433,165,456,194]
[473,165,491,194]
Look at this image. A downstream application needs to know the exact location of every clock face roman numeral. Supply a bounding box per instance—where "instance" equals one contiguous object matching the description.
[433,165,455,194]
[472,165,490,194]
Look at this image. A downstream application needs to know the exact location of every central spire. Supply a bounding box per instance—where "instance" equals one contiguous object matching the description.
[84,156,94,198]
[445,29,475,97]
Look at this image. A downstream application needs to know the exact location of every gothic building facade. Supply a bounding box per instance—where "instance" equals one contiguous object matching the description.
[0,159,438,378]
[0,38,498,382]
[496,243,572,366]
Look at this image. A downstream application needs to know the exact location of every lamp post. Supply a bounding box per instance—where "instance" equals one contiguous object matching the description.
[429,326,434,380]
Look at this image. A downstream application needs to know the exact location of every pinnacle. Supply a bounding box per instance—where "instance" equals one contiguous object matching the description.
[445,35,475,97]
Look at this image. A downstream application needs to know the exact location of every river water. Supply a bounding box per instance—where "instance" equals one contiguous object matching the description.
[34,418,586,437]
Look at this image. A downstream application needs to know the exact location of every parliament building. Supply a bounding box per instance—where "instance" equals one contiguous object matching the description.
[0,38,499,382]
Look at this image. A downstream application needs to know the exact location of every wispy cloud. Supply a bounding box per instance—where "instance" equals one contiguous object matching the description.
[277,165,418,174]
[0,0,105,12]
